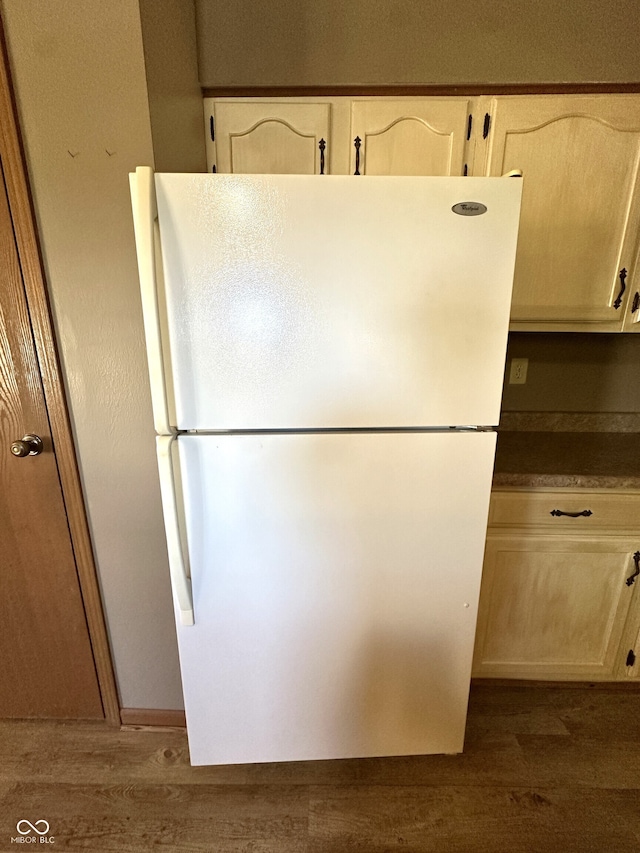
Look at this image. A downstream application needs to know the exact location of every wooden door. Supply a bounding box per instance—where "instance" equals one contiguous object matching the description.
[473,534,639,681]
[350,99,470,176]
[0,161,103,719]
[481,95,640,329]
[210,101,330,174]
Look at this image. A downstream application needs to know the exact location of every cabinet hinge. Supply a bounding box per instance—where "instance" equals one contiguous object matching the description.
[210,115,215,142]
[483,113,491,139]
[626,649,636,667]
[466,114,473,140]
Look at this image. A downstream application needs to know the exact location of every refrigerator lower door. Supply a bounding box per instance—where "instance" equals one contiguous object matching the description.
[174,431,495,766]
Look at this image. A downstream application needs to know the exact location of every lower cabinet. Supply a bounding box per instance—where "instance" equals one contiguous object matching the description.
[473,489,640,681]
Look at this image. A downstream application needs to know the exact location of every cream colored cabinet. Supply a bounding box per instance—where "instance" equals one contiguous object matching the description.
[474,534,639,680]
[204,97,471,177]
[479,95,640,331]
[208,101,332,175]
[349,99,471,176]
[473,489,640,681]
[204,94,640,331]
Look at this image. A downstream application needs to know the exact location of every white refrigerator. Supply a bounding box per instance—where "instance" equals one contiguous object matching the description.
[129,169,522,766]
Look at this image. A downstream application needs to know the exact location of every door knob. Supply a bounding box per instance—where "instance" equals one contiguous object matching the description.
[10,434,44,457]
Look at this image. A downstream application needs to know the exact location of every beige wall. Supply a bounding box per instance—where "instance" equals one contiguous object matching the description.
[139,0,206,172]
[195,0,640,88]
[1,0,187,710]
[502,334,640,413]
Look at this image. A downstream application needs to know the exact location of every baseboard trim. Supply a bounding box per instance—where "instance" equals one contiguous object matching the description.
[120,708,186,727]
[472,678,640,690]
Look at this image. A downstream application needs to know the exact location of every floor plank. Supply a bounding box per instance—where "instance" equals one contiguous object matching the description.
[0,782,308,852]
[240,732,530,788]
[308,786,639,853]
[0,685,638,852]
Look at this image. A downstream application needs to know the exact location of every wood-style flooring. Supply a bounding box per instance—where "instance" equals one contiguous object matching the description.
[0,684,639,852]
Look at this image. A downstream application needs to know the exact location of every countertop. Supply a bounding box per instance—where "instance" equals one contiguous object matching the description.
[492,414,640,490]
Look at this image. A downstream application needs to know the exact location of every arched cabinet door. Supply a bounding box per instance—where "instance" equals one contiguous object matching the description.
[350,100,470,176]
[209,101,330,175]
[482,96,640,330]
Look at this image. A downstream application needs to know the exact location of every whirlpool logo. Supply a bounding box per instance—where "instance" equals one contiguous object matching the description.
[451,201,488,216]
[11,819,54,844]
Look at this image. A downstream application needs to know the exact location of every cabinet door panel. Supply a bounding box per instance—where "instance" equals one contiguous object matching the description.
[351,100,469,176]
[617,562,640,679]
[483,96,640,328]
[212,102,330,174]
[473,535,639,680]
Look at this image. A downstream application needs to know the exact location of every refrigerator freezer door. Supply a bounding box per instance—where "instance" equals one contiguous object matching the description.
[155,175,521,430]
[175,431,495,765]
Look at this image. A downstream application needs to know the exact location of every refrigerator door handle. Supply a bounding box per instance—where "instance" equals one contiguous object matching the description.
[156,435,194,626]
[129,166,175,435]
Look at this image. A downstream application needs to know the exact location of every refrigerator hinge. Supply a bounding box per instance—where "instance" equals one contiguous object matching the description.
[210,115,215,141]
[483,113,491,139]
[466,114,473,140]
[627,649,636,667]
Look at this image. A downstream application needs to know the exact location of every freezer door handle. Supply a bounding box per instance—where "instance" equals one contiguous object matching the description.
[156,435,194,626]
[129,167,174,435]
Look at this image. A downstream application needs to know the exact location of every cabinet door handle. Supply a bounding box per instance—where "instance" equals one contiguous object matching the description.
[626,551,640,587]
[354,136,361,175]
[319,138,326,175]
[632,292,640,314]
[613,268,627,310]
[550,508,593,517]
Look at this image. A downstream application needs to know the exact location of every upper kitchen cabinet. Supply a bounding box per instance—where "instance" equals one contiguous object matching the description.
[206,100,332,174]
[349,100,471,176]
[205,98,471,177]
[479,95,640,331]
[204,93,640,331]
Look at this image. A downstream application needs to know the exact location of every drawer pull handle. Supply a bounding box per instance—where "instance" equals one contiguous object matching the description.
[626,551,640,587]
[550,509,593,518]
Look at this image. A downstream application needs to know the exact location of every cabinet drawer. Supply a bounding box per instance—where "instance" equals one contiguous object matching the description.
[489,489,640,530]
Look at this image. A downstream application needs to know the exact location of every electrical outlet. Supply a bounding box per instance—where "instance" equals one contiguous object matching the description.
[509,357,528,385]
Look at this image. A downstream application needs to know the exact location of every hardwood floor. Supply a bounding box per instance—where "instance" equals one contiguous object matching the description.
[0,685,639,851]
